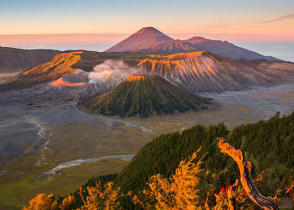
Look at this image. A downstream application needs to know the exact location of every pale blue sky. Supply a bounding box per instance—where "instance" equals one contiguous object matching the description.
[1,0,294,34]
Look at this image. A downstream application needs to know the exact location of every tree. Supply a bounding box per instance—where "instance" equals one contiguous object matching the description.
[60,195,75,210]
[22,193,58,210]
[135,147,203,209]
[79,181,122,210]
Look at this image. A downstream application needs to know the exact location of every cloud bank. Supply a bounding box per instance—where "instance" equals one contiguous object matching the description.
[260,14,294,24]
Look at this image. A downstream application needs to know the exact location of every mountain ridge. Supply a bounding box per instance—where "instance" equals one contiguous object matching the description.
[106,27,279,61]
[2,50,294,93]
[0,46,60,73]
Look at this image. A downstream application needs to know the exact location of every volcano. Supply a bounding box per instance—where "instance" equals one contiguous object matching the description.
[79,75,214,117]
[106,27,278,61]
[105,27,173,53]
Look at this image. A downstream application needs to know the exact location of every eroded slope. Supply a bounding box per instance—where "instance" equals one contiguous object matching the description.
[138,52,294,92]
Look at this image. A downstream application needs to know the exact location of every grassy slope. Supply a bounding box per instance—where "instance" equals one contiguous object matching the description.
[0,156,129,210]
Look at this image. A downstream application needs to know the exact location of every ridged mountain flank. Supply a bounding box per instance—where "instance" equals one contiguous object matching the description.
[79,75,214,117]
[106,27,278,61]
[138,51,294,92]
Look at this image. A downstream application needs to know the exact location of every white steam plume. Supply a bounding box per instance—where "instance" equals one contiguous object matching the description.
[88,60,138,84]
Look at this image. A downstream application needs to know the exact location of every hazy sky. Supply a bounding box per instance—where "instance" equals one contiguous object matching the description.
[1,0,294,61]
[1,0,294,36]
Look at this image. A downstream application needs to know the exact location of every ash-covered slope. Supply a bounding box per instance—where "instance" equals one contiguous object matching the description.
[0,70,115,106]
[138,51,294,92]
[80,75,214,117]
[105,27,278,61]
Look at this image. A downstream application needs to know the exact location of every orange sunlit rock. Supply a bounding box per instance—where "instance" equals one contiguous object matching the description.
[50,78,87,87]
[125,75,149,81]
[22,51,83,81]
[138,51,221,79]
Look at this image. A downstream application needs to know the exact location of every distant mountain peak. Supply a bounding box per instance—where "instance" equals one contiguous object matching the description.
[186,36,209,43]
[105,27,173,52]
[131,27,173,40]
[134,27,163,34]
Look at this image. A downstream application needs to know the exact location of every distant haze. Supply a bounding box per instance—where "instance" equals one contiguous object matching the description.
[1,33,294,62]
[236,42,294,62]
[0,34,128,51]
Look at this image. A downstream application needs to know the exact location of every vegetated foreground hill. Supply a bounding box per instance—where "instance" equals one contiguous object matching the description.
[138,51,294,92]
[61,112,294,209]
[105,27,278,61]
[0,46,60,73]
[115,112,294,196]
[79,75,214,117]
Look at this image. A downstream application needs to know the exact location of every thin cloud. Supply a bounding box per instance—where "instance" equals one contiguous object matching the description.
[259,14,294,24]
